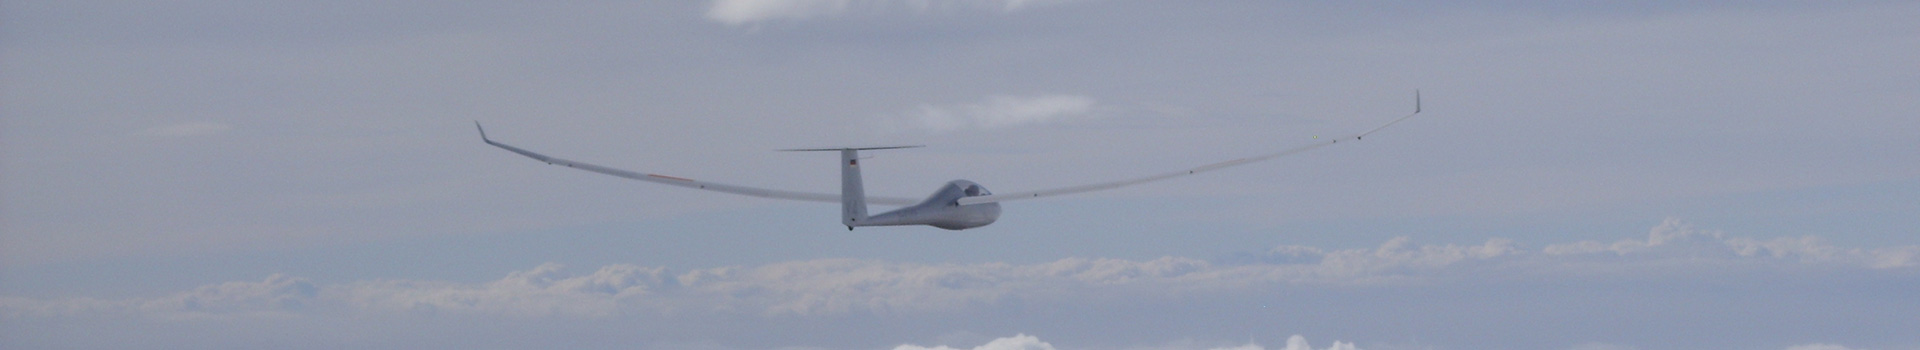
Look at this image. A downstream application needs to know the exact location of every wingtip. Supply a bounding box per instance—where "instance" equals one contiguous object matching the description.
[474,121,489,142]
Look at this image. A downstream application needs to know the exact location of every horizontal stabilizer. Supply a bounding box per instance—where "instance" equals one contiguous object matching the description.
[780,145,925,152]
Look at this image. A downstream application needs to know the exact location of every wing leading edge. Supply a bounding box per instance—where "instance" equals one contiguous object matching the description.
[955,91,1423,206]
[476,122,920,206]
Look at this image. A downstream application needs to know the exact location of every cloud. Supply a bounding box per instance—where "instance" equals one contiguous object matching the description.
[1,274,315,319]
[895,334,1056,350]
[1275,335,1359,350]
[706,0,1086,25]
[1544,218,1919,268]
[5,219,1915,320]
[134,121,232,138]
[1785,344,1861,350]
[1564,343,1638,350]
[0,245,1476,319]
[339,263,675,317]
[140,273,318,317]
[708,0,848,24]
[1247,237,1517,279]
[894,94,1099,132]
[893,334,1356,350]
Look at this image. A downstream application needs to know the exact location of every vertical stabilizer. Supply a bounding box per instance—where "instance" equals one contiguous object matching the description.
[779,145,922,230]
[840,149,867,229]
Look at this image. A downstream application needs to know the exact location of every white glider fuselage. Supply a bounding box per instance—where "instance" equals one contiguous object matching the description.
[855,179,1002,230]
[802,147,1000,230]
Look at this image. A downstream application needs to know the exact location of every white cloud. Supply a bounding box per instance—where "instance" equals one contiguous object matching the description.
[1276,335,1359,350]
[1270,237,1516,279]
[5,219,1915,320]
[893,334,1357,350]
[895,334,1056,350]
[140,273,318,317]
[0,245,1475,319]
[1786,344,1861,350]
[1209,344,1267,350]
[1542,218,1704,256]
[339,263,675,317]
[708,0,848,25]
[706,0,1086,25]
[1564,343,1638,350]
[134,121,232,138]
[1545,218,1918,268]
[1,274,316,319]
[895,94,1099,132]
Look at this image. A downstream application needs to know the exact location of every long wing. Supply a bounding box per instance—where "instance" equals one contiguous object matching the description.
[956,92,1422,205]
[477,123,920,206]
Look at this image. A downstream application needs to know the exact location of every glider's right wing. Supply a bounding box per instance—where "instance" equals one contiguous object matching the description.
[477,123,920,206]
[956,91,1422,205]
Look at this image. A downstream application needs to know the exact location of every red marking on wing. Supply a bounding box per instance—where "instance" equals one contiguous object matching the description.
[646,174,695,182]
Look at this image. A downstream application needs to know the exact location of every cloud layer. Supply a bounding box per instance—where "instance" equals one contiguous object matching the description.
[1785,344,1861,350]
[893,334,1356,350]
[895,334,1056,350]
[1541,218,1920,268]
[893,94,1099,132]
[4,219,1915,350]
[707,0,1085,24]
[0,273,315,319]
[6,219,1912,321]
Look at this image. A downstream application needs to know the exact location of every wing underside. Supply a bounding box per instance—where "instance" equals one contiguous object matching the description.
[477,123,920,206]
[954,141,1337,205]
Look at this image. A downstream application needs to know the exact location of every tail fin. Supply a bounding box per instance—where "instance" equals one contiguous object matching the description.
[780,146,923,230]
[839,149,867,229]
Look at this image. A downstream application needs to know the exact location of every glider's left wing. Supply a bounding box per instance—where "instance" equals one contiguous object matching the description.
[477,123,920,206]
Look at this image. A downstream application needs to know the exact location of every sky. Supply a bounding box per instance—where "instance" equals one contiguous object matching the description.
[3,1,1918,349]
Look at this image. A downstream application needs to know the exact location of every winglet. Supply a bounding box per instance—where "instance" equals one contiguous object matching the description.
[1355,89,1424,140]
[475,121,490,142]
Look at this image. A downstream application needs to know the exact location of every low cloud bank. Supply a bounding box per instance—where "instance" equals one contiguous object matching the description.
[1,274,315,319]
[1542,218,1918,268]
[707,0,1087,25]
[1785,344,1861,350]
[893,334,1355,350]
[892,94,1100,132]
[4,219,1913,320]
[894,333,1055,350]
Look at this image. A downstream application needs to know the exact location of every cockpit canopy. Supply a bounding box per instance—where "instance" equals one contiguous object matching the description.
[964,184,991,196]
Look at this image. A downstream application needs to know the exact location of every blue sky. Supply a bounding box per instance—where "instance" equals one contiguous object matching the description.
[3,1,1918,349]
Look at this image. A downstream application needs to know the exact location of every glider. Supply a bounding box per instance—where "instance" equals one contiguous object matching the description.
[480,92,1421,230]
